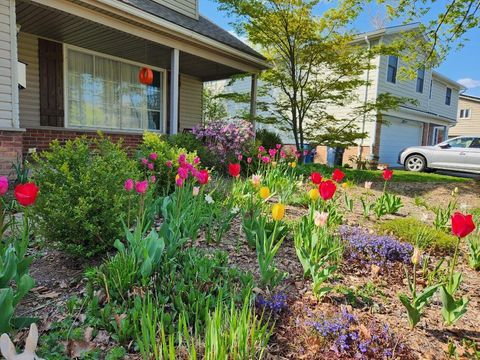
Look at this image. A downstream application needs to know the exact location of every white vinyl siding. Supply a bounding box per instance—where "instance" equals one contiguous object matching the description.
[0,0,16,128]
[18,32,40,128]
[155,0,198,19]
[179,74,202,130]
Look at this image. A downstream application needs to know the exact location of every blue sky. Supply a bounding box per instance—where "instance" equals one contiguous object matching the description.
[200,0,480,96]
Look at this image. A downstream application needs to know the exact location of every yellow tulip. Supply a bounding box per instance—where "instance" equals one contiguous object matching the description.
[290,161,297,168]
[271,161,277,168]
[308,188,320,201]
[259,186,270,199]
[342,182,349,189]
[271,203,285,221]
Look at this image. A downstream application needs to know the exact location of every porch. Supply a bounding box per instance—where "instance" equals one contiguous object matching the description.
[1,0,267,174]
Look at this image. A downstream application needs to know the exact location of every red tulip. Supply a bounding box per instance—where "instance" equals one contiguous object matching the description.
[332,169,345,183]
[228,163,241,177]
[382,169,393,181]
[196,169,209,185]
[310,172,323,185]
[14,182,39,206]
[319,180,337,201]
[451,212,476,238]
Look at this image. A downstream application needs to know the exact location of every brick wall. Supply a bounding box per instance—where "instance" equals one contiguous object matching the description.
[0,130,24,177]
[22,128,143,155]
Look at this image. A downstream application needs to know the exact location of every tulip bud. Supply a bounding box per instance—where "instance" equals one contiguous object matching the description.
[411,247,421,265]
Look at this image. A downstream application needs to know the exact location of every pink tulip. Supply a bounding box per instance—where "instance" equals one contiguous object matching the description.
[194,156,200,165]
[178,167,188,179]
[149,153,158,161]
[280,151,286,158]
[124,179,134,192]
[261,156,270,163]
[176,178,184,187]
[135,180,148,194]
[0,176,8,196]
[247,157,252,164]
[141,158,148,165]
[237,154,243,161]
[258,146,265,153]
[268,149,277,157]
[257,153,262,158]
[150,176,156,183]
[276,144,282,149]
[166,160,173,168]
[178,154,186,164]
[147,163,154,170]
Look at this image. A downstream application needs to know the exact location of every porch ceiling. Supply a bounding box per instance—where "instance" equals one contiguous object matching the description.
[16,0,244,81]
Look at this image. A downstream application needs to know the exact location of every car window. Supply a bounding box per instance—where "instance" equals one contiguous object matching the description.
[470,138,480,149]
[445,137,474,148]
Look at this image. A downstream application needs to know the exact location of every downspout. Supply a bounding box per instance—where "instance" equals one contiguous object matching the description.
[358,35,371,158]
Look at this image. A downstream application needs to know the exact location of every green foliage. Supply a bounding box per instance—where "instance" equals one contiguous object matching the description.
[138,132,197,193]
[32,136,140,257]
[167,132,216,169]
[415,196,457,232]
[296,164,470,184]
[203,86,227,122]
[254,214,287,288]
[440,285,469,326]
[379,218,457,251]
[373,193,403,218]
[294,209,342,298]
[467,236,480,270]
[255,128,282,150]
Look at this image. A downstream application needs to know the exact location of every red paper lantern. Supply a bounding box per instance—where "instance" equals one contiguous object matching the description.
[139,67,153,85]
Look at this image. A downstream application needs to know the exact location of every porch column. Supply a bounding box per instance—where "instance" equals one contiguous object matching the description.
[169,48,179,134]
[250,74,258,131]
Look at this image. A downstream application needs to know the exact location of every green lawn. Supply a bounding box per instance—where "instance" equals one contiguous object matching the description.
[296,164,473,183]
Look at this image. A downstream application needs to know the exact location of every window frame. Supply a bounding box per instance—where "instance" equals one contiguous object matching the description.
[63,43,167,133]
[445,87,452,106]
[459,108,470,119]
[416,68,425,93]
[386,55,398,84]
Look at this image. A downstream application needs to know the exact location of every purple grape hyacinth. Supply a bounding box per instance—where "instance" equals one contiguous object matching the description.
[255,293,288,314]
[340,226,414,267]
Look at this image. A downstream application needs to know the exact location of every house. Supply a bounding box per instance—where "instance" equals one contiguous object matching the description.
[209,24,463,167]
[449,94,480,138]
[0,0,269,175]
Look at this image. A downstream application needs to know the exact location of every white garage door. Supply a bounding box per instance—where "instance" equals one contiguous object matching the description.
[379,119,423,166]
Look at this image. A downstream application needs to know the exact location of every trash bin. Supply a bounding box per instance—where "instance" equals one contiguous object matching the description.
[302,144,315,164]
[326,147,345,166]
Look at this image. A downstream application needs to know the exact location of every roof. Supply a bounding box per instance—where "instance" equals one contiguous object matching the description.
[352,23,421,43]
[119,0,265,61]
[432,71,464,90]
[460,93,480,102]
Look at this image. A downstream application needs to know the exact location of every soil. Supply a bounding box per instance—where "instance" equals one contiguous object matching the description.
[18,180,480,359]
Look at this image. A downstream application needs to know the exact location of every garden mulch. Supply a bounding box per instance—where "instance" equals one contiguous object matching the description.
[21,179,480,359]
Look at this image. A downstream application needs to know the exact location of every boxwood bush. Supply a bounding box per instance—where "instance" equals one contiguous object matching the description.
[378,217,457,252]
[32,136,140,257]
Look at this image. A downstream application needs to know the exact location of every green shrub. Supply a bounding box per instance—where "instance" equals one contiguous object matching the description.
[378,218,457,252]
[168,132,216,168]
[138,132,197,193]
[255,128,282,150]
[32,136,140,257]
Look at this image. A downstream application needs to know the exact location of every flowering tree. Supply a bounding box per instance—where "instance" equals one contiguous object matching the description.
[192,119,254,164]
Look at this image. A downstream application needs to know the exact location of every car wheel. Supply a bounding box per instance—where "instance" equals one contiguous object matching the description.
[405,154,426,172]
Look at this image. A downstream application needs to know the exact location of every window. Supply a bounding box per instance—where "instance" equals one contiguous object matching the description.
[471,138,480,148]
[416,68,425,93]
[459,109,470,118]
[445,87,452,106]
[66,47,165,131]
[444,137,473,148]
[429,79,433,99]
[387,55,398,83]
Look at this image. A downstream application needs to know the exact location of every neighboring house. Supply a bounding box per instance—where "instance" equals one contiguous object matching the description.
[449,94,480,137]
[0,0,268,175]
[210,24,463,167]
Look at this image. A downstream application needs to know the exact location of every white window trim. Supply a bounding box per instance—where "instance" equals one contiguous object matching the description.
[63,43,168,133]
[459,108,471,119]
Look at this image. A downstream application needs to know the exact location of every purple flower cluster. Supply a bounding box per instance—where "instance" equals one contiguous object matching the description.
[192,120,254,163]
[255,293,288,314]
[308,308,407,359]
[340,226,413,267]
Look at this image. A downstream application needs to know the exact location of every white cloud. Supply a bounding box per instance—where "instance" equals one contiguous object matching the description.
[457,78,480,89]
